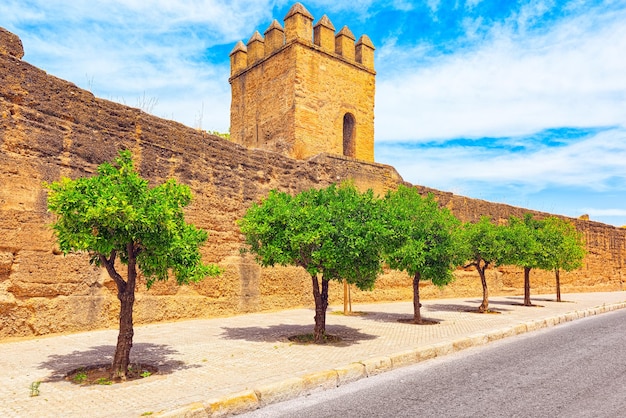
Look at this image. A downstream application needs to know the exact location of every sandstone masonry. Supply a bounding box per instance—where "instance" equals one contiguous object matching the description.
[0,16,624,340]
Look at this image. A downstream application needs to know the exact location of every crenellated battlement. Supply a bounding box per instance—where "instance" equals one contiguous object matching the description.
[229,2,376,162]
[229,2,375,77]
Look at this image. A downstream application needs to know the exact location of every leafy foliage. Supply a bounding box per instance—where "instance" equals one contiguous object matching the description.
[208,130,231,140]
[46,150,221,288]
[461,217,508,269]
[460,216,509,312]
[240,183,386,290]
[383,185,462,322]
[383,185,461,286]
[500,213,585,305]
[501,214,544,270]
[538,216,586,301]
[540,216,586,273]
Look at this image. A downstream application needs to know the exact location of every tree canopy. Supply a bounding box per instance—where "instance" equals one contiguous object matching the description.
[538,216,586,301]
[383,185,462,323]
[500,214,545,306]
[500,213,585,306]
[46,150,221,378]
[465,214,586,307]
[460,216,509,312]
[239,183,387,342]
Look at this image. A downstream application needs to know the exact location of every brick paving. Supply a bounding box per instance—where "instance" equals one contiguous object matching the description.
[1,292,625,417]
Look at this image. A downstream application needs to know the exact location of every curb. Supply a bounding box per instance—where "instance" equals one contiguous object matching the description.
[155,301,626,417]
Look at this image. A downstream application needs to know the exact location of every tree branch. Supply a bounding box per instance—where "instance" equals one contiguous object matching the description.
[99,250,126,292]
[126,242,137,292]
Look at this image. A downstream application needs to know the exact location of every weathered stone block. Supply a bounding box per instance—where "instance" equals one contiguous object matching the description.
[205,390,259,417]
[335,362,366,386]
[0,27,24,59]
[389,349,420,368]
[7,251,101,297]
[254,377,305,406]
[0,251,14,279]
[361,356,392,376]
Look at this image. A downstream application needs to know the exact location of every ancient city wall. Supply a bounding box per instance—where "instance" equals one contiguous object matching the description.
[1,28,624,340]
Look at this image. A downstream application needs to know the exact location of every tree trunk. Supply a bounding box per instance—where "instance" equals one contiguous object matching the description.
[343,279,349,315]
[555,268,561,302]
[348,284,352,313]
[476,264,489,313]
[412,272,422,323]
[111,244,137,379]
[312,274,329,343]
[523,267,532,306]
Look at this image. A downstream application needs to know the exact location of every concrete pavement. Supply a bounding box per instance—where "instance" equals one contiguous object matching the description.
[1,291,625,417]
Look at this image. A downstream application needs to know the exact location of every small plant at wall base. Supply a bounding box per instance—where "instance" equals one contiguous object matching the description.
[208,130,230,140]
[45,150,222,380]
[29,381,41,397]
[72,370,87,384]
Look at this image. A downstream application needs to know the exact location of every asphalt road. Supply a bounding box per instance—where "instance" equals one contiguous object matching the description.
[240,308,626,418]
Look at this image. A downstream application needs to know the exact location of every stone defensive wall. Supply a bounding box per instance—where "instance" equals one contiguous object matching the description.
[1,27,624,340]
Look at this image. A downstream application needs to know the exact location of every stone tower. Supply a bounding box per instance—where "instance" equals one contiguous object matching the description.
[229,2,375,161]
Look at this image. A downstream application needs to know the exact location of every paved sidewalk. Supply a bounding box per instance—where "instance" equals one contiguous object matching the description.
[1,292,625,417]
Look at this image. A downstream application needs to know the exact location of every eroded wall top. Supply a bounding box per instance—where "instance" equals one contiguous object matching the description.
[0,27,24,59]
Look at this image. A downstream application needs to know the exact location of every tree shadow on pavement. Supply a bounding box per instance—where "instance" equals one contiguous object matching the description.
[425,303,512,313]
[39,343,199,381]
[508,296,572,303]
[482,297,546,308]
[219,324,377,346]
[354,311,444,324]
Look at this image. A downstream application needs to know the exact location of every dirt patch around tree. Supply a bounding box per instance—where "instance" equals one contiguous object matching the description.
[65,363,158,385]
[287,333,343,345]
[464,309,502,314]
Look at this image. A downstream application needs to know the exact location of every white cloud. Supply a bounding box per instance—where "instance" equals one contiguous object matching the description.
[465,0,484,9]
[425,0,441,14]
[0,0,279,40]
[375,6,626,142]
[0,0,262,131]
[583,208,626,217]
[376,126,626,196]
[513,0,555,33]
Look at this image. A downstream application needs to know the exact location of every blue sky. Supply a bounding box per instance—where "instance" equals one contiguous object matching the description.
[2,0,625,226]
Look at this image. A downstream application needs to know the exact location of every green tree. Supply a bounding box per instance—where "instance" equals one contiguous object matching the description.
[46,150,221,379]
[502,214,544,306]
[383,185,461,324]
[540,216,586,302]
[239,183,386,343]
[461,216,509,313]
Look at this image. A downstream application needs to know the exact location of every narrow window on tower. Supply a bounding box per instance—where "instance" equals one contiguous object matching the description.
[343,113,356,157]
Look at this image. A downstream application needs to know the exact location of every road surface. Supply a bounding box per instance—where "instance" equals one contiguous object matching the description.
[241,308,626,417]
